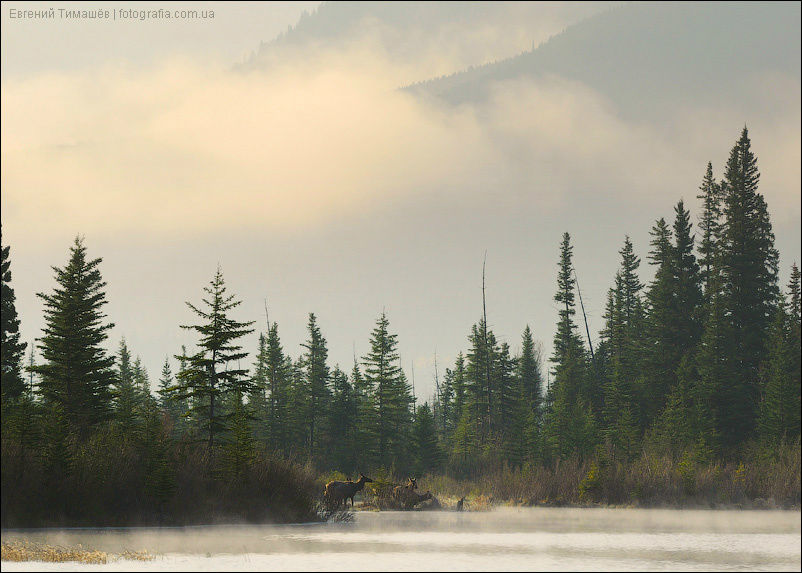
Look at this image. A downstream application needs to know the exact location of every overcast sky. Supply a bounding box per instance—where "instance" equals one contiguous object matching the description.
[2,2,800,402]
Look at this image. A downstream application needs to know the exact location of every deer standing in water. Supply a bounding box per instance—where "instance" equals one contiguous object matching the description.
[324,473,374,509]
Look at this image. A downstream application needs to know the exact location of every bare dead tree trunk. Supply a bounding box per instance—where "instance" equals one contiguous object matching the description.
[574,269,595,360]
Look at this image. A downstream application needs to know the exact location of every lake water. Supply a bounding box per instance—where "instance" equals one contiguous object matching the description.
[2,507,800,571]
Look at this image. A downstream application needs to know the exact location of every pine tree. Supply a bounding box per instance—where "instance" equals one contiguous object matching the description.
[286,357,310,454]
[552,233,579,365]
[362,311,413,469]
[133,356,150,397]
[352,358,379,469]
[693,272,730,454]
[113,338,143,435]
[266,323,293,453]
[157,357,184,433]
[543,233,595,460]
[32,236,116,440]
[224,385,255,478]
[494,342,520,462]
[672,200,704,349]
[449,353,467,434]
[434,355,454,438]
[300,313,330,461]
[325,366,357,472]
[649,356,693,453]
[717,127,780,448]
[642,217,675,424]
[518,325,543,414]
[642,203,703,429]
[1,229,27,405]
[463,320,497,445]
[788,264,801,438]
[758,265,802,443]
[249,332,270,443]
[758,302,795,443]
[411,403,443,475]
[173,266,254,456]
[600,237,643,442]
[696,162,725,295]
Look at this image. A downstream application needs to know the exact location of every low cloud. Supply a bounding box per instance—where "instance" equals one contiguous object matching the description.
[5,42,798,248]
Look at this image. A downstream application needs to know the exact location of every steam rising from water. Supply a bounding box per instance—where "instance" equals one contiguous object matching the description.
[2,508,800,571]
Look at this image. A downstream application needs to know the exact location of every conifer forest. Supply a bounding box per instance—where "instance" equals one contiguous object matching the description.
[1,127,800,526]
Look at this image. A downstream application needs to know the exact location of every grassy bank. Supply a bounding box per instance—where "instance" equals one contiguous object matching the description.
[1,540,152,564]
[396,441,801,510]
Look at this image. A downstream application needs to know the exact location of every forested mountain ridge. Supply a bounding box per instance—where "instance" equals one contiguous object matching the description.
[406,2,801,119]
[244,1,616,77]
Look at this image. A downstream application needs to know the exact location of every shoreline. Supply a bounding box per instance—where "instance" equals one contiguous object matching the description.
[3,499,800,534]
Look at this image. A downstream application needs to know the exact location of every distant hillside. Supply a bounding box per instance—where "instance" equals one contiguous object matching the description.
[407,2,801,119]
[246,1,617,75]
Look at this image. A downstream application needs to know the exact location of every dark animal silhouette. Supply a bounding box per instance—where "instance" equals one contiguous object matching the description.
[400,489,433,509]
[456,496,465,511]
[324,473,373,509]
[392,477,418,504]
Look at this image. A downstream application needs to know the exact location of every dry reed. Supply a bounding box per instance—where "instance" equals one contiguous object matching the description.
[1,540,154,564]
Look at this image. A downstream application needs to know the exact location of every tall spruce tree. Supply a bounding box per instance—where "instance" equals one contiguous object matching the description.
[642,217,675,424]
[543,233,595,460]
[642,203,703,429]
[463,320,497,445]
[494,341,520,461]
[672,200,704,352]
[449,353,467,434]
[696,162,725,295]
[788,264,802,438]
[717,127,780,448]
[1,230,27,405]
[411,402,443,475]
[758,265,802,443]
[249,332,271,443]
[300,313,330,461]
[266,322,293,453]
[157,357,184,432]
[518,325,543,414]
[325,366,357,472]
[113,338,143,435]
[693,270,730,454]
[600,237,643,445]
[33,237,116,440]
[351,358,379,469]
[434,355,454,438]
[362,311,413,469]
[758,301,796,444]
[173,267,254,456]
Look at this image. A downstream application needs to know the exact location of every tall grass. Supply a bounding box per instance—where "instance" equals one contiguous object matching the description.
[416,440,801,509]
[1,540,153,564]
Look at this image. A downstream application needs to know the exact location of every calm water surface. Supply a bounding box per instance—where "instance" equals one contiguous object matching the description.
[2,507,800,571]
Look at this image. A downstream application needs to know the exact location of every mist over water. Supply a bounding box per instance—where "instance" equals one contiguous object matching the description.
[3,507,800,571]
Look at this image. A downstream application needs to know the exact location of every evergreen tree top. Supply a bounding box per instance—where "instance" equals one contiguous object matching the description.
[789,263,800,323]
[180,266,255,365]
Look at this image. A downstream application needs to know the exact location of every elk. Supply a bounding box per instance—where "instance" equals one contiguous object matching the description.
[324,473,374,510]
[392,477,418,503]
[401,490,433,509]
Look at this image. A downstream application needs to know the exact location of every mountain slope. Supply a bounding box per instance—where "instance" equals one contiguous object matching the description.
[247,1,617,77]
[407,2,801,119]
